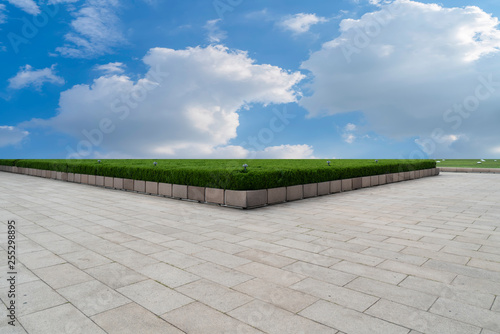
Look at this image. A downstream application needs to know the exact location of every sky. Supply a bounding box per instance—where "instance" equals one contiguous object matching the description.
[1,0,499,160]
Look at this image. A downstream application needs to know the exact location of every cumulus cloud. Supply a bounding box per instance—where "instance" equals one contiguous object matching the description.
[6,0,39,15]
[8,64,65,90]
[278,13,327,34]
[95,62,126,75]
[252,144,315,159]
[204,19,227,43]
[0,126,29,147]
[56,0,125,58]
[29,45,304,158]
[300,0,500,158]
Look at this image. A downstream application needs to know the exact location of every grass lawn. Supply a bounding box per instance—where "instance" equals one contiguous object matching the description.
[0,159,435,190]
[435,159,500,168]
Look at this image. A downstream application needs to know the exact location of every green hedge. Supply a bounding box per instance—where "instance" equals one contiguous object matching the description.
[1,159,436,190]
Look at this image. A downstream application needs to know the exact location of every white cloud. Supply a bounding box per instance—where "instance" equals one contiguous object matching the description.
[48,0,80,4]
[345,123,356,131]
[300,0,500,158]
[0,126,29,147]
[278,13,327,34]
[0,4,7,24]
[30,45,304,158]
[204,19,227,43]
[251,144,315,159]
[95,62,125,75]
[8,65,65,90]
[6,0,40,15]
[56,0,125,58]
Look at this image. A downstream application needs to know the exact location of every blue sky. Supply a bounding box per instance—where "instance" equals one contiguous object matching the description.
[1,0,500,159]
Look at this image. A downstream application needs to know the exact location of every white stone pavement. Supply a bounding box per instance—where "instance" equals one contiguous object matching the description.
[0,171,499,334]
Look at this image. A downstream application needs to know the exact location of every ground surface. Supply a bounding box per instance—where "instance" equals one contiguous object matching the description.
[0,171,499,334]
[436,159,500,168]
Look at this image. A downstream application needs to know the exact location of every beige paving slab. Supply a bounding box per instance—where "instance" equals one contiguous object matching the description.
[19,250,66,270]
[57,280,130,316]
[229,299,336,333]
[117,279,193,315]
[150,249,206,269]
[15,280,67,316]
[186,262,253,287]
[136,262,200,288]
[60,249,113,269]
[235,249,297,268]
[84,262,148,289]
[194,249,252,268]
[300,299,409,334]
[176,279,252,312]
[91,302,184,334]
[162,302,265,334]
[34,263,94,289]
[19,303,107,334]
[236,262,306,286]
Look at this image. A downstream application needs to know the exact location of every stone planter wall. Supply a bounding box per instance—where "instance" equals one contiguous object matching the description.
[0,165,441,209]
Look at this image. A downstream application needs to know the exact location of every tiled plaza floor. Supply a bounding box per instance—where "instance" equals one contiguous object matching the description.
[0,171,499,334]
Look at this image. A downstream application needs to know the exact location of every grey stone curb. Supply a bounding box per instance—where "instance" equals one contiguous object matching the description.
[0,165,443,209]
[439,167,500,173]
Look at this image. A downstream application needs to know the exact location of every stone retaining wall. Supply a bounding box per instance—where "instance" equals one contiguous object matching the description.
[0,165,440,209]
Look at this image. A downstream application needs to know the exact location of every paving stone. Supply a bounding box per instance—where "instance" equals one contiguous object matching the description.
[291,277,378,312]
[57,280,130,316]
[378,260,456,283]
[61,249,112,269]
[300,300,409,334]
[176,279,252,312]
[19,303,106,334]
[194,249,251,268]
[150,249,206,269]
[283,261,357,286]
[429,297,500,332]
[235,249,296,268]
[20,250,66,270]
[34,263,94,289]
[85,262,147,289]
[332,261,407,285]
[229,300,335,334]
[162,302,264,334]
[92,303,184,334]
[186,262,253,287]
[366,299,481,334]
[236,262,306,286]
[136,262,200,288]
[14,280,67,316]
[117,280,193,315]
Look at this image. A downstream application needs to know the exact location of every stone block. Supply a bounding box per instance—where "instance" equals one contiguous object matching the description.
[74,174,81,183]
[188,186,205,202]
[286,185,303,201]
[303,183,318,198]
[330,180,342,193]
[81,174,88,184]
[96,176,104,187]
[386,174,393,183]
[68,173,74,182]
[247,190,267,208]
[318,182,330,196]
[361,177,371,188]
[61,172,68,182]
[205,188,224,204]
[158,183,172,197]
[146,182,158,195]
[172,184,188,199]
[88,175,96,185]
[341,179,352,191]
[370,175,379,186]
[56,172,62,180]
[104,177,114,188]
[435,168,440,175]
[378,174,387,185]
[51,171,57,179]
[267,187,286,204]
[12,167,18,173]
[114,178,123,189]
[404,172,410,180]
[134,180,146,193]
[352,177,362,190]
[409,171,415,179]
[123,179,134,191]
[225,190,246,207]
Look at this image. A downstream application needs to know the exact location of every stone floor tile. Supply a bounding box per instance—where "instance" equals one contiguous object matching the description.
[57,280,130,316]
[300,299,409,334]
[150,249,206,269]
[235,249,297,268]
[117,280,192,315]
[136,262,200,288]
[19,303,106,334]
[176,279,252,312]
[236,262,306,286]
[19,250,66,270]
[235,278,318,313]
[229,299,336,333]
[60,249,112,269]
[162,302,264,334]
[15,280,67,316]
[186,262,253,287]
[34,263,94,289]
[84,262,147,289]
[91,302,184,334]
[332,260,407,285]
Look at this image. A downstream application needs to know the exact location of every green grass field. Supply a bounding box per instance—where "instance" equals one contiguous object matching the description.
[435,159,500,168]
[0,159,436,190]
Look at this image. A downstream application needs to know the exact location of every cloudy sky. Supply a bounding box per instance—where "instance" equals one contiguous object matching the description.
[1,0,499,159]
